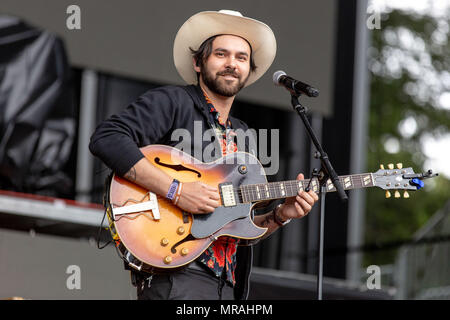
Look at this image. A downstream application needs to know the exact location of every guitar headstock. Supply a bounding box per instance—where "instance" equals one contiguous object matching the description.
[372,163,438,198]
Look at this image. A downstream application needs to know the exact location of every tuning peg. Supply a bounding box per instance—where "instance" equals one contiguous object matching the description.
[394,190,401,198]
[411,178,425,190]
[403,191,410,198]
[396,163,403,169]
[385,190,391,198]
[388,163,394,170]
[380,164,385,170]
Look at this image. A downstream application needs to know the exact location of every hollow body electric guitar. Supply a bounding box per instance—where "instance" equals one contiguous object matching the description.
[108,144,431,271]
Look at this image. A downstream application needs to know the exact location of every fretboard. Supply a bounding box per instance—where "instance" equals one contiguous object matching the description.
[239,173,374,203]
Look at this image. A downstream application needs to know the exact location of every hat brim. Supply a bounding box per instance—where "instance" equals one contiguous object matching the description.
[173,11,277,88]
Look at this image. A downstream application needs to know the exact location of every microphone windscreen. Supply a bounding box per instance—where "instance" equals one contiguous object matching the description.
[272,70,286,85]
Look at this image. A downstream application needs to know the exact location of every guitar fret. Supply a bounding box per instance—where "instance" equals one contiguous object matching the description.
[271,183,277,197]
[285,181,291,197]
[237,188,243,203]
[303,179,309,191]
[240,185,247,203]
[311,178,318,193]
[363,174,373,187]
[357,175,364,188]
[279,182,286,197]
[358,175,365,188]
[327,179,335,191]
[245,185,252,202]
[240,172,376,203]
[256,185,261,200]
[343,176,352,189]
[290,181,296,196]
[270,182,277,199]
[291,181,298,196]
[251,185,257,201]
[286,181,296,197]
[352,175,361,188]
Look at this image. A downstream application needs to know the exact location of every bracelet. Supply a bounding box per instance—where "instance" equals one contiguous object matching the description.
[273,204,291,227]
[173,182,183,206]
[166,179,180,201]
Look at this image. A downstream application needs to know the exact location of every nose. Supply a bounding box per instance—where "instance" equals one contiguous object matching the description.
[225,55,237,69]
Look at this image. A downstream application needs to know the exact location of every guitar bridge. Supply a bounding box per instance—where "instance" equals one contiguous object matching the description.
[112,192,160,220]
[219,183,236,207]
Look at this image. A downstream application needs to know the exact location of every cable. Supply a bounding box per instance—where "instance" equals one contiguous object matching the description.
[96,206,112,249]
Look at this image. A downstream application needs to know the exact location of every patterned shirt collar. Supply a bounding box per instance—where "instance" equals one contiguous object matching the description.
[201,89,232,129]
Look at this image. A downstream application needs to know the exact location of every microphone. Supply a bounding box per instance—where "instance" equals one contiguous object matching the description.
[273,71,319,97]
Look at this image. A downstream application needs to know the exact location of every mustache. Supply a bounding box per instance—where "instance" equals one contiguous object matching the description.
[217,69,240,78]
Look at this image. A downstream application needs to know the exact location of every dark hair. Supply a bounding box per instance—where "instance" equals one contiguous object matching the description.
[189,35,257,82]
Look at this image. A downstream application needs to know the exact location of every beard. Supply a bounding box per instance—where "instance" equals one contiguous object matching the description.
[200,65,249,97]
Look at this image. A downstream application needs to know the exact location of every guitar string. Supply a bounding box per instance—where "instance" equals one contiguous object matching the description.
[112,175,373,208]
[251,174,371,190]
[236,174,373,203]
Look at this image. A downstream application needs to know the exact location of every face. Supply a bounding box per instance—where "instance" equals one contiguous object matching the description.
[194,35,252,97]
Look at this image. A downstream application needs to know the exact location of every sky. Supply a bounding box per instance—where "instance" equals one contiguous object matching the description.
[370,0,450,178]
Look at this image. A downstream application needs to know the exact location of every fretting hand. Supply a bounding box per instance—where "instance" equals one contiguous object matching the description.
[277,173,319,221]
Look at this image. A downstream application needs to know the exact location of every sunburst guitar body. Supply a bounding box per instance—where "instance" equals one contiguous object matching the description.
[108,144,268,270]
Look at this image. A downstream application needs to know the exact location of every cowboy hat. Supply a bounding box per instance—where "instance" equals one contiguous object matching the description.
[173,10,277,88]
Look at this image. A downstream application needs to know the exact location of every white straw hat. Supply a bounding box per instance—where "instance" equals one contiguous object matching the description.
[173,10,277,87]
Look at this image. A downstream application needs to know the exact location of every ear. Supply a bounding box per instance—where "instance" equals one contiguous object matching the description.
[193,57,201,73]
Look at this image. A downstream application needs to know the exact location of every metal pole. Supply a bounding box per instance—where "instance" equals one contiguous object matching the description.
[75,69,98,203]
[317,184,327,300]
[347,0,370,282]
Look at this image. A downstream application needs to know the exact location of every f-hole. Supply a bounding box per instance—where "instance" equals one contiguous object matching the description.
[170,234,196,254]
[154,157,201,177]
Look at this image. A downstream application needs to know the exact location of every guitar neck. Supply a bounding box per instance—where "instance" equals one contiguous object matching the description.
[239,173,374,203]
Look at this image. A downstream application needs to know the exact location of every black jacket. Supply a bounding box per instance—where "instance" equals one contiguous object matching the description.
[89,84,255,300]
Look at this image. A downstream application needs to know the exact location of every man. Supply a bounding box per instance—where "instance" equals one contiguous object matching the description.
[89,10,318,300]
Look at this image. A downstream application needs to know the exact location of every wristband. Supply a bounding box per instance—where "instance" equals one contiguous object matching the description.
[173,182,183,206]
[273,204,291,226]
[166,179,180,201]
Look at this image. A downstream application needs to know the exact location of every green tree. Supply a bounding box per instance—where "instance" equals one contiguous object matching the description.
[365,8,450,266]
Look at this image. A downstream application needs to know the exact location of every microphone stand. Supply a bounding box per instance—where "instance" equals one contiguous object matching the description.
[290,93,348,300]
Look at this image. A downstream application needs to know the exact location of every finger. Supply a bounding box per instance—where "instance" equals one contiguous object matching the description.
[309,189,319,201]
[296,195,312,213]
[203,183,218,192]
[298,191,315,206]
[200,205,216,213]
[206,198,220,208]
[294,202,306,217]
[207,190,220,201]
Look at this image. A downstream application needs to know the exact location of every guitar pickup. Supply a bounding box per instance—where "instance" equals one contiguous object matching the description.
[219,183,236,207]
[112,192,160,220]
